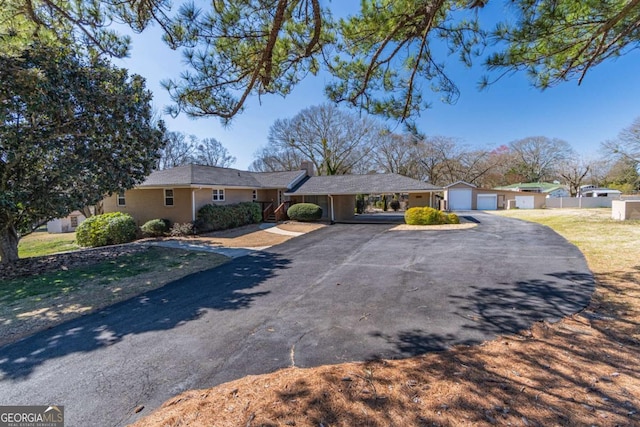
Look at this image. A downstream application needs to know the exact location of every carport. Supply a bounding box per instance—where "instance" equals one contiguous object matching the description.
[285,173,442,222]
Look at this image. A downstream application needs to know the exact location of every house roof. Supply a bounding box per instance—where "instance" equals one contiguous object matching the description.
[445,181,477,189]
[252,170,308,188]
[494,182,566,193]
[286,173,441,195]
[138,164,306,189]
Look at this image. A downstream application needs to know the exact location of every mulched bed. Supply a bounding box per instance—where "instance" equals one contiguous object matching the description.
[0,244,150,281]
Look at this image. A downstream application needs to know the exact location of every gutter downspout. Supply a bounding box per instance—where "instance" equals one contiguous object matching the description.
[192,188,203,221]
[328,194,335,224]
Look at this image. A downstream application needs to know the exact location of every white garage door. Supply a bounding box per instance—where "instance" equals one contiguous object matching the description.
[448,189,473,210]
[477,194,498,210]
[515,195,535,209]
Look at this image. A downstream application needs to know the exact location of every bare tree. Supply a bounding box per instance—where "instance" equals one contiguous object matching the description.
[157,132,234,169]
[372,133,422,178]
[194,138,236,167]
[248,145,305,172]
[260,104,384,175]
[157,132,196,170]
[559,157,591,196]
[509,136,574,182]
[409,136,496,186]
[586,158,614,187]
[602,116,640,163]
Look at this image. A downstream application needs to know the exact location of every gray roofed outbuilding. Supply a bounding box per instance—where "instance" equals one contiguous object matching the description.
[285,173,441,195]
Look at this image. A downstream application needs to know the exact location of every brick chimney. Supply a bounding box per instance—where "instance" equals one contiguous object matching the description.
[300,160,314,177]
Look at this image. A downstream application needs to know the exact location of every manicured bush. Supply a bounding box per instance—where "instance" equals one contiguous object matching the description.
[141,218,170,237]
[447,213,460,224]
[404,207,460,225]
[287,203,323,221]
[196,202,262,232]
[76,212,137,247]
[389,198,401,211]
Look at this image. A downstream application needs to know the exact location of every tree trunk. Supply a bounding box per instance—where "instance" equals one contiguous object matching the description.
[0,225,20,264]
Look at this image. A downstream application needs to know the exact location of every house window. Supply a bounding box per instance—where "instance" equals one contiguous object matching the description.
[70,216,78,228]
[117,192,126,206]
[212,189,225,201]
[252,190,257,201]
[164,189,174,206]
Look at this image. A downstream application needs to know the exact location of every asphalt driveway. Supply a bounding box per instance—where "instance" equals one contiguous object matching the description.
[0,212,594,426]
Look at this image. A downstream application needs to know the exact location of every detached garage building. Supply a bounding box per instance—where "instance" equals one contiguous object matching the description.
[444,181,547,211]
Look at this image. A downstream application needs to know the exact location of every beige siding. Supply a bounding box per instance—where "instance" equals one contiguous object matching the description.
[499,191,547,209]
[257,189,279,204]
[408,192,434,208]
[103,188,193,225]
[332,195,355,221]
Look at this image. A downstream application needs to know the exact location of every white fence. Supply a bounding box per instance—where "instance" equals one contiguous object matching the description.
[546,197,619,209]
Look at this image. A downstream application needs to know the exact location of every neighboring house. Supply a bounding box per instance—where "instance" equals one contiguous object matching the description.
[578,185,622,198]
[444,181,547,210]
[103,163,442,224]
[494,182,570,198]
[47,210,86,233]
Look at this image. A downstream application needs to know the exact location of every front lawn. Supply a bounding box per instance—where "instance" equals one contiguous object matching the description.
[0,246,228,346]
[18,230,79,258]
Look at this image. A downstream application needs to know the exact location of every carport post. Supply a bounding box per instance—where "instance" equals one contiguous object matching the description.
[328,194,335,223]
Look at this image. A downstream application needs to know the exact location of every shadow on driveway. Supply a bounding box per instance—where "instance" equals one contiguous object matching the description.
[0,252,291,380]
[369,270,595,357]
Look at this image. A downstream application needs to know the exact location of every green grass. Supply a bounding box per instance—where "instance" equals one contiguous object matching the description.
[18,231,79,258]
[0,247,198,305]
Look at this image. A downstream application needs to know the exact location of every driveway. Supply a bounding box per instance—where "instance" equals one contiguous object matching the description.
[0,212,594,426]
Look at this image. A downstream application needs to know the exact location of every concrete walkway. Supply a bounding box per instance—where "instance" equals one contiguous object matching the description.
[259,223,304,236]
[143,240,265,258]
[143,224,303,257]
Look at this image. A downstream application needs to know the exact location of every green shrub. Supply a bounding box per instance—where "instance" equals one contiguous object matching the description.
[141,219,170,237]
[389,199,401,211]
[405,207,459,225]
[287,203,323,221]
[76,212,137,247]
[447,213,460,224]
[196,202,262,232]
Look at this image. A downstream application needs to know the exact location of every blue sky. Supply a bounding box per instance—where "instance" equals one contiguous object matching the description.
[114,3,640,170]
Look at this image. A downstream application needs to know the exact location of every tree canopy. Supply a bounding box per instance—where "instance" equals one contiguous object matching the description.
[508,136,575,182]
[255,104,385,175]
[0,43,165,263]
[3,0,638,123]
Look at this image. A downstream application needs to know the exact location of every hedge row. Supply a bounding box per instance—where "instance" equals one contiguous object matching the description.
[195,202,262,232]
[404,207,459,225]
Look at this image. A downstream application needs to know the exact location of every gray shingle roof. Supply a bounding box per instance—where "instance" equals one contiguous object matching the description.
[286,174,441,195]
[139,164,306,189]
[252,170,307,188]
